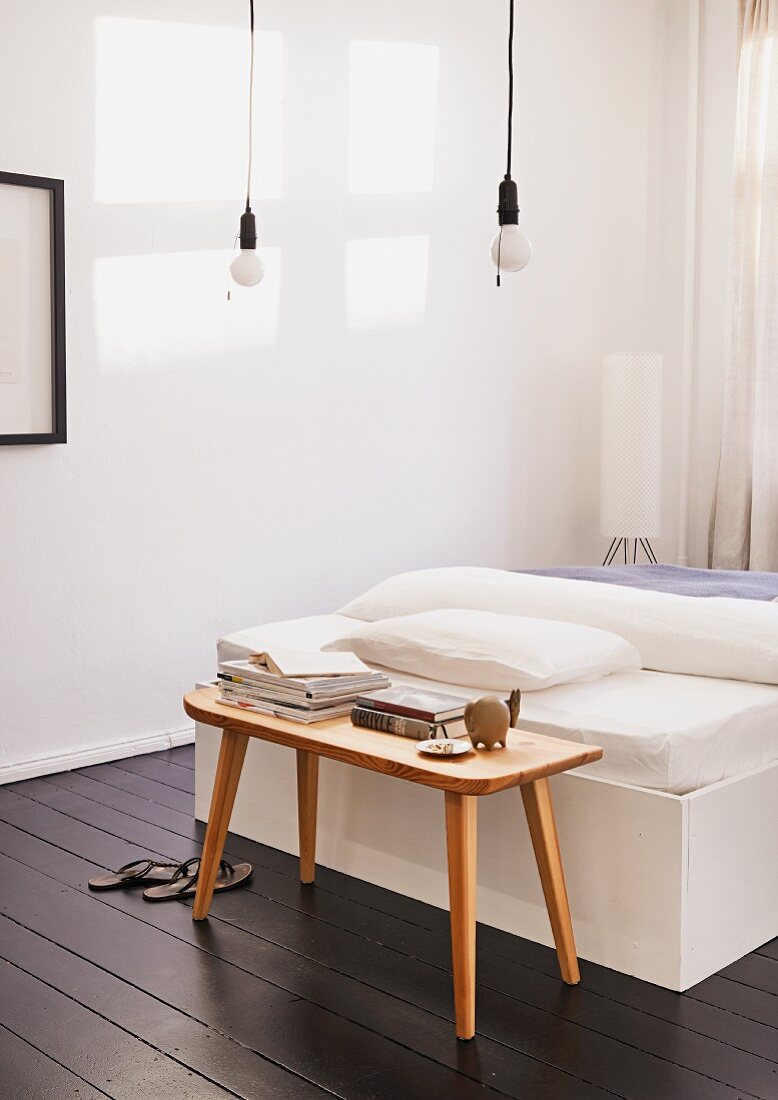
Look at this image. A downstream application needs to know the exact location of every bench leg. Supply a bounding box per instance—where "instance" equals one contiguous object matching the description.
[192,728,249,920]
[445,791,477,1039]
[296,750,319,884]
[521,777,580,984]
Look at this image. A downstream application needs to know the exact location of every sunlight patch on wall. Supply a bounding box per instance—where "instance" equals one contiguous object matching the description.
[94,249,281,371]
[346,236,429,330]
[95,18,282,204]
[348,41,439,194]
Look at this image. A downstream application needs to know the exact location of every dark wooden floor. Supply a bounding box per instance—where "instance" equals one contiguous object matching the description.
[0,747,775,1099]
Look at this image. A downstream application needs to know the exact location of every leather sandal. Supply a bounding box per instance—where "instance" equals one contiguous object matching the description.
[142,857,252,902]
[88,858,179,891]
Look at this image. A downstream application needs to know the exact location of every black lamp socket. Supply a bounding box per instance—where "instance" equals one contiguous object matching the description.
[496,177,519,226]
[238,209,257,249]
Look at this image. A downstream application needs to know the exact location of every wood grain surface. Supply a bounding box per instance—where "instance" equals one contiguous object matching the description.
[184,688,603,796]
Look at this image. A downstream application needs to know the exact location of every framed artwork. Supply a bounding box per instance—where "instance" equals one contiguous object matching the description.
[0,170,66,444]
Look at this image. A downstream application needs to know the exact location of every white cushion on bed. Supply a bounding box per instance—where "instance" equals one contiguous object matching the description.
[338,567,778,685]
[323,609,640,691]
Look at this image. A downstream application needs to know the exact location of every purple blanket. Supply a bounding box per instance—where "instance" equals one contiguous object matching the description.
[521,564,778,601]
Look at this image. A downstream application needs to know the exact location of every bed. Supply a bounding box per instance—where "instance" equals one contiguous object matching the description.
[196,568,778,991]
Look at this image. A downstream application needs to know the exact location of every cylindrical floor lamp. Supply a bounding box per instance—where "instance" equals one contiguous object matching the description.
[600,353,663,566]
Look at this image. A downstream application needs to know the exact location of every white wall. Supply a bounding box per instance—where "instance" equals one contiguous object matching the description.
[0,0,700,776]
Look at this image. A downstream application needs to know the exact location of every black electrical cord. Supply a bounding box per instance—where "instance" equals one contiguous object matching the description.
[245,0,255,213]
[506,0,514,180]
[497,0,514,286]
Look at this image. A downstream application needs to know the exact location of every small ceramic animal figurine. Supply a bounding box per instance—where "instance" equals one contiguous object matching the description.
[507,688,521,729]
[465,696,511,751]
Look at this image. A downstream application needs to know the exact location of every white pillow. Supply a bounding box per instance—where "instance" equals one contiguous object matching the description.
[338,566,778,685]
[324,609,640,691]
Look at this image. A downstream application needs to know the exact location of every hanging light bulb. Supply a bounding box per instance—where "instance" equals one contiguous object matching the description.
[491,0,531,285]
[230,249,264,286]
[230,208,264,286]
[229,0,264,291]
[490,181,532,276]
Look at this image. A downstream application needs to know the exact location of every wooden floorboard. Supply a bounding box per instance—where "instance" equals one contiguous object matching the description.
[78,762,194,813]
[28,768,778,1063]
[756,938,778,962]
[720,953,778,997]
[0,953,237,1098]
[0,848,505,1100]
[0,745,775,1100]
[0,916,328,1100]
[10,775,774,1096]
[0,815,606,1100]
[683,974,778,1029]
[110,754,195,794]
[2,775,774,1098]
[148,744,195,770]
[0,1021,110,1099]
[43,768,201,837]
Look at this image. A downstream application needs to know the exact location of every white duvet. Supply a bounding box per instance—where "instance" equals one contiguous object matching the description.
[339,567,778,686]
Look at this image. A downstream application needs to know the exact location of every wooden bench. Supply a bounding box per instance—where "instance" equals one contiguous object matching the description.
[184,687,602,1039]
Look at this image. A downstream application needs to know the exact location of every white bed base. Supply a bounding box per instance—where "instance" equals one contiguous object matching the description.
[195,722,778,991]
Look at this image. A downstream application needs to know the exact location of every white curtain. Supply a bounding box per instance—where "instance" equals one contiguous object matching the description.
[710,0,778,570]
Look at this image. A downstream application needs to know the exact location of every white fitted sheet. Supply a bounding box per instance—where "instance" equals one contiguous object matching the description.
[217,615,778,795]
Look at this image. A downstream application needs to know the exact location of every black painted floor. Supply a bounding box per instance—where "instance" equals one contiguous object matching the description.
[0,745,775,1099]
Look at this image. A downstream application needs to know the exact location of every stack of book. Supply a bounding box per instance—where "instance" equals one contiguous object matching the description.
[217,648,390,724]
[351,686,468,741]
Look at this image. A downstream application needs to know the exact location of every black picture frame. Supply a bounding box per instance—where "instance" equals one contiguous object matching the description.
[0,170,66,445]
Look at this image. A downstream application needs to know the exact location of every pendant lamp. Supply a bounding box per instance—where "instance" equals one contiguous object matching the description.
[490,0,531,284]
[229,0,264,289]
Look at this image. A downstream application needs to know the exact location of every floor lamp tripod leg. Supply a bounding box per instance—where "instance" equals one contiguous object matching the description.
[604,538,623,567]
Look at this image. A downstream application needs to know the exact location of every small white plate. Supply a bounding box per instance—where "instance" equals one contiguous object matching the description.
[416,738,473,758]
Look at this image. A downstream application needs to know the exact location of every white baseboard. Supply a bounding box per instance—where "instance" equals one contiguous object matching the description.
[0,725,195,785]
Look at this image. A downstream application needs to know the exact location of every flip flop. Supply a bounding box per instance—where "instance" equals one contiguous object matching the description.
[142,857,252,902]
[88,858,179,891]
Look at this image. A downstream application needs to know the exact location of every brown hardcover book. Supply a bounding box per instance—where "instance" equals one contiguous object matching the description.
[353,686,467,723]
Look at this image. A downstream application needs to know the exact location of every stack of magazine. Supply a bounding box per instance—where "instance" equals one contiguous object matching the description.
[351,687,468,741]
[217,648,390,724]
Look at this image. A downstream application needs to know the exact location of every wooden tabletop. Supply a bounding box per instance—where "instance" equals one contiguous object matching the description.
[184,688,603,796]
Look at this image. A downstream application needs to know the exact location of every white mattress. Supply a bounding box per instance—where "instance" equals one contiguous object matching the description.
[217,615,778,795]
